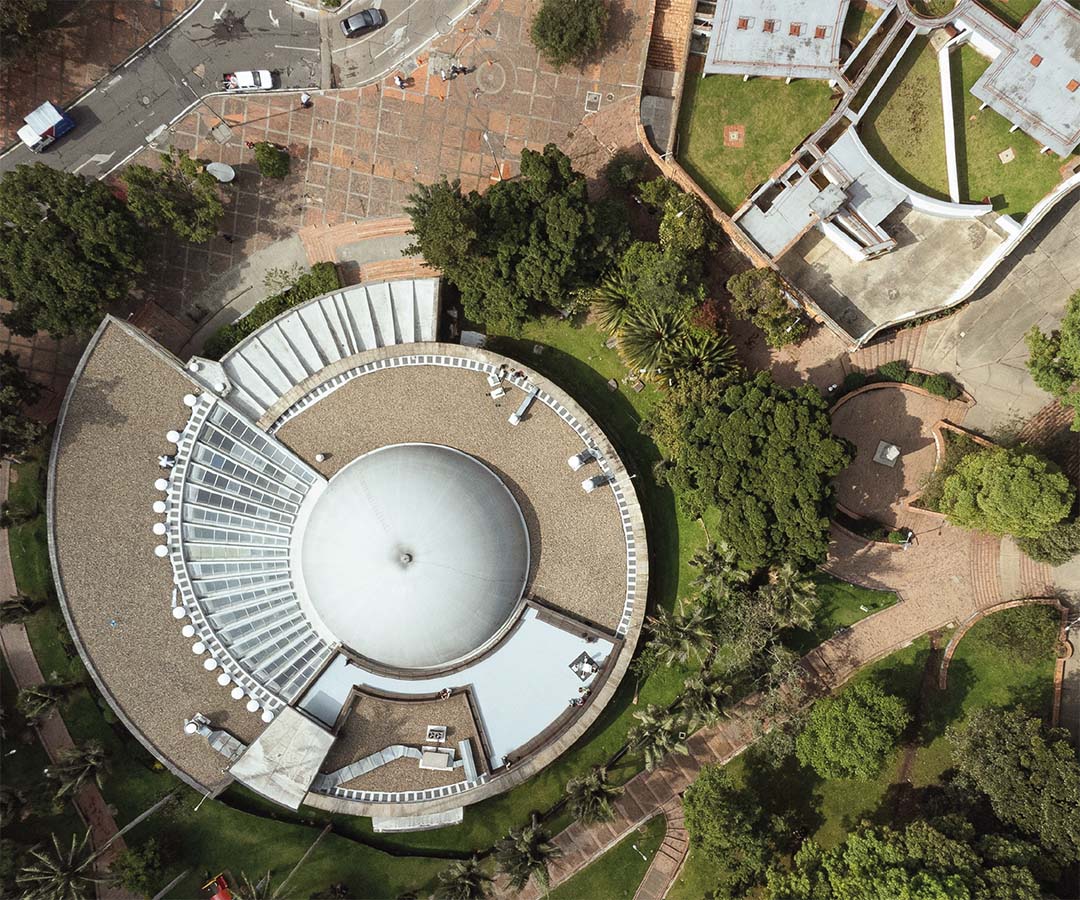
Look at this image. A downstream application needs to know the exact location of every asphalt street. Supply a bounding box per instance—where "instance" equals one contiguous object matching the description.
[325,0,479,86]
[0,0,320,178]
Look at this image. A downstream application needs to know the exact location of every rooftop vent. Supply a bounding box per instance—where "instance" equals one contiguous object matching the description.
[1030,54,1043,67]
[1068,79,1079,93]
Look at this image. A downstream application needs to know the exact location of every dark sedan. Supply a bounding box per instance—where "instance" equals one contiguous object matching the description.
[340,8,386,38]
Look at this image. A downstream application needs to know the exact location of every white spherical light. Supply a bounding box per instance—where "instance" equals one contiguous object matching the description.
[154,478,169,491]
[217,672,231,686]
[184,721,199,735]
[166,430,181,444]
[181,624,196,638]
[172,606,186,620]
[183,394,198,407]
[246,698,260,713]
[152,522,167,536]
[153,500,167,514]
[192,641,206,654]
[203,657,218,671]
[154,545,169,558]
[231,686,245,700]
[261,709,274,723]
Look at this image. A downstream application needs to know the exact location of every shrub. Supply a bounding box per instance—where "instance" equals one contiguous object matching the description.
[887,529,909,544]
[877,360,909,382]
[976,605,1060,662]
[941,447,1074,538]
[726,268,807,348]
[202,262,341,359]
[112,840,163,896]
[904,370,925,388]
[530,0,608,69]
[1016,518,1080,565]
[253,141,290,179]
[921,372,961,399]
[919,430,979,512]
[604,149,646,192]
[842,371,867,392]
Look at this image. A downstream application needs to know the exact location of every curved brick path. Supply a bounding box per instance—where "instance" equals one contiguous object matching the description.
[0,462,135,900]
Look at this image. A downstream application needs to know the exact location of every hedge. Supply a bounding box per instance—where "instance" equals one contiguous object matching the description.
[202,263,341,360]
[875,362,961,400]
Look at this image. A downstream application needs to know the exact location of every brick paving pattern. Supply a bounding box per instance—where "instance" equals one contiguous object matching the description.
[633,800,689,900]
[0,0,192,147]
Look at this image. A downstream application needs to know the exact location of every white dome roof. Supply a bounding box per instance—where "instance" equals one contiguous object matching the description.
[298,444,529,670]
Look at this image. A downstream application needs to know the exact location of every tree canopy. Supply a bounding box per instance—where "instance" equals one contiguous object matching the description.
[0,0,46,39]
[947,706,1080,861]
[0,164,144,337]
[766,820,1043,900]
[651,371,852,568]
[121,149,225,243]
[530,0,608,69]
[796,680,911,779]
[1025,289,1080,431]
[940,447,1074,539]
[405,145,626,330]
[727,268,807,348]
[683,765,774,894]
[0,352,44,461]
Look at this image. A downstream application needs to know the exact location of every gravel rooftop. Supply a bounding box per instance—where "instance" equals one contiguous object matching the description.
[276,364,628,632]
[51,321,266,792]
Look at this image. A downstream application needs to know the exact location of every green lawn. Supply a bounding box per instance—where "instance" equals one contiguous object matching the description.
[669,603,1061,897]
[952,45,1069,218]
[548,814,667,900]
[783,574,897,656]
[973,0,1041,27]
[6,447,52,603]
[676,72,835,213]
[843,1,882,45]
[859,36,950,199]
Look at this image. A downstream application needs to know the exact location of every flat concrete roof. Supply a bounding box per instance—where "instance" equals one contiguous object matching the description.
[703,0,851,79]
[969,0,1080,157]
[778,204,1005,338]
[230,707,335,809]
[49,320,266,794]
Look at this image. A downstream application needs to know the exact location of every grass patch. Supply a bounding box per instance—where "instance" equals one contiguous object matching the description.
[843,1,882,45]
[676,71,835,213]
[782,574,898,655]
[952,44,1070,218]
[859,36,949,199]
[973,0,1041,27]
[6,449,52,604]
[548,813,667,900]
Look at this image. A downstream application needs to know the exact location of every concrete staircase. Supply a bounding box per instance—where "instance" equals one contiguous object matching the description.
[217,279,439,421]
[846,323,927,375]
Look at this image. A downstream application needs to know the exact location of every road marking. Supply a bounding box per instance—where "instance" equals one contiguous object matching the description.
[334,0,422,55]
[212,2,227,20]
[102,75,123,92]
[274,44,319,52]
[269,9,280,27]
[72,152,116,174]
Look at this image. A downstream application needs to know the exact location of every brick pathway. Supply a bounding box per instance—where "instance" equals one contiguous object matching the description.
[0,0,192,148]
[0,463,134,899]
[632,799,688,900]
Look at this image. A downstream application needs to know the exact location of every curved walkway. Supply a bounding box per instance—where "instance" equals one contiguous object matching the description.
[0,462,132,899]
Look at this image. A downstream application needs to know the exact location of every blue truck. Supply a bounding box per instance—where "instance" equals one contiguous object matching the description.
[17,101,75,152]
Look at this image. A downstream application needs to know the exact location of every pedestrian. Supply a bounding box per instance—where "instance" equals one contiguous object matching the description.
[244,140,255,149]
[440,69,447,82]
[394,75,405,89]
[300,92,312,109]
[473,87,481,99]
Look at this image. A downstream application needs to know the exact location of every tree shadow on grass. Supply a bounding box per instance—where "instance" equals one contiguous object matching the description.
[742,748,825,850]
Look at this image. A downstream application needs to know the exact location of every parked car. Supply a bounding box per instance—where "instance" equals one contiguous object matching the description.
[222,70,274,91]
[340,8,385,38]
[17,101,75,152]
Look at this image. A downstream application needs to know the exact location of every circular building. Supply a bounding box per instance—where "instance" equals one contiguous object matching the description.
[48,278,647,827]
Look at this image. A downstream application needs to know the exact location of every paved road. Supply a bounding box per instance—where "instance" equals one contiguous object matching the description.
[0,0,320,179]
[324,0,479,86]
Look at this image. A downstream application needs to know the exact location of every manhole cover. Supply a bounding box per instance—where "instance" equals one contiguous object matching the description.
[476,62,507,94]
[141,95,152,106]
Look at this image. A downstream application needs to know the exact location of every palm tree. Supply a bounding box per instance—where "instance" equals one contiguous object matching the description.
[565,765,621,825]
[644,605,720,668]
[434,855,492,899]
[762,561,819,632]
[16,683,69,722]
[586,268,635,334]
[689,541,751,598]
[0,593,44,624]
[16,830,109,900]
[494,814,562,894]
[617,307,684,373]
[46,740,110,807]
[627,704,690,771]
[678,675,730,730]
[1,784,27,827]
[669,332,737,380]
